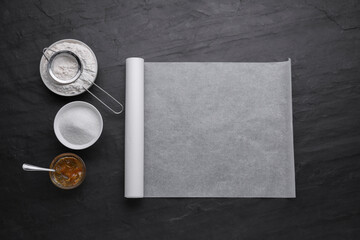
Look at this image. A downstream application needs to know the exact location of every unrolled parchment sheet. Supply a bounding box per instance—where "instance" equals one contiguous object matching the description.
[125,59,295,198]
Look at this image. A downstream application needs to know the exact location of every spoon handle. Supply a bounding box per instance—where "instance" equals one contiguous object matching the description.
[22,163,55,172]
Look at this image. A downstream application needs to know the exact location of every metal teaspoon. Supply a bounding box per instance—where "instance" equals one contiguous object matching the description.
[22,163,68,179]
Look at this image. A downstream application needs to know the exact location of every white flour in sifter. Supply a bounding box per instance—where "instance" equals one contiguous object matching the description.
[58,106,101,145]
[40,39,98,96]
[51,53,79,80]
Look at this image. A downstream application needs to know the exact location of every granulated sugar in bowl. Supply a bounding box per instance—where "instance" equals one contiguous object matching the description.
[54,101,103,150]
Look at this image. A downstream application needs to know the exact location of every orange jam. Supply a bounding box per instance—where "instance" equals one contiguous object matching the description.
[52,156,85,188]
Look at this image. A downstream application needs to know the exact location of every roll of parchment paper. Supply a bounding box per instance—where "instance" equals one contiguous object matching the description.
[125,57,144,198]
[125,59,295,198]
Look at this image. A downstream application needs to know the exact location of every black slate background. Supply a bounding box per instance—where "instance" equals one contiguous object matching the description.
[1,0,360,239]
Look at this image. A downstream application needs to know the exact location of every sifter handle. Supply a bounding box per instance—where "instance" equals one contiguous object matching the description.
[83,80,124,115]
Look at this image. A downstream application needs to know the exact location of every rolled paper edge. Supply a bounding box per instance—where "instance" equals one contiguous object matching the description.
[125,57,144,198]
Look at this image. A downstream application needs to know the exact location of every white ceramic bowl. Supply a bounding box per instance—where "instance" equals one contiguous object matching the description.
[54,101,103,150]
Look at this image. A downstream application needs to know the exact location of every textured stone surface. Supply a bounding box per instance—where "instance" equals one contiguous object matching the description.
[0,0,359,239]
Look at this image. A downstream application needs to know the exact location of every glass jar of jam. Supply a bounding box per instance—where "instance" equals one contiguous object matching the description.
[49,153,86,189]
